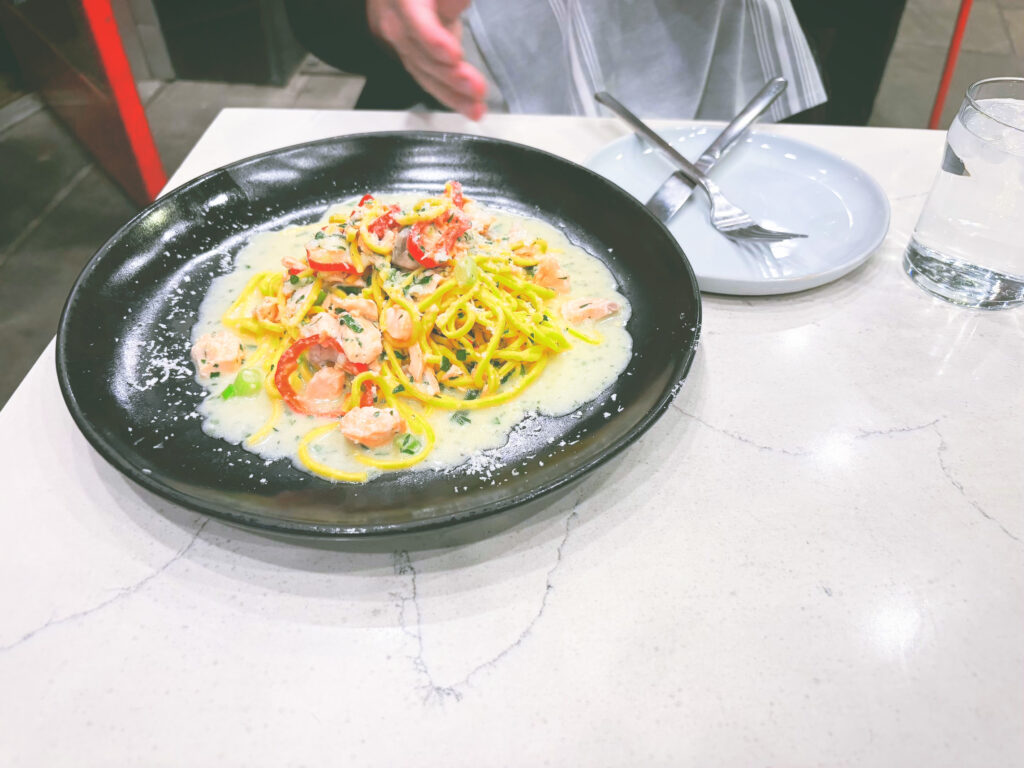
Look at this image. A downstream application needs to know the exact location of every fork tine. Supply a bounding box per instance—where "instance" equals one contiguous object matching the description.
[699,174,808,241]
[727,225,806,242]
[751,227,807,241]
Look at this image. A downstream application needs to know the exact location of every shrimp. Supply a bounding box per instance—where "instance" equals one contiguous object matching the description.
[382,306,413,343]
[301,312,343,342]
[535,254,570,293]
[282,251,308,274]
[305,223,357,271]
[335,312,383,365]
[339,407,406,448]
[253,296,280,323]
[301,311,383,366]
[191,330,244,378]
[325,296,378,322]
[563,297,620,324]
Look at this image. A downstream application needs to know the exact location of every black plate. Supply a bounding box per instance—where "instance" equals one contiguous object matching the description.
[56,131,701,537]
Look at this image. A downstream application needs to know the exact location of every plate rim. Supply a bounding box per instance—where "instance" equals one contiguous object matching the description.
[585,127,892,295]
[56,130,703,537]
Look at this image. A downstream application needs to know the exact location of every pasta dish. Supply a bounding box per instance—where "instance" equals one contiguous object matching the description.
[190,182,630,483]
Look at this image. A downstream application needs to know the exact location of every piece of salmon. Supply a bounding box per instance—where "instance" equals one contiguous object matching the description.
[339,407,406,448]
[535,254,571,294]
[563,297,620,324]
[382,306,413,343]
[191,330,244,378]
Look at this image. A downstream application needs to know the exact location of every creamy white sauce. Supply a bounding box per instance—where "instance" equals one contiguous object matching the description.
[192,196,632,481]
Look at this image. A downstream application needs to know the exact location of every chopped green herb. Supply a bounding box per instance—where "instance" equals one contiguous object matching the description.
[464,389,480,401]
[339,312,364,333]
[456,349,468,362]
[394,350,407,361]
[451,410,471,425]
[440,357,452,372]
[289,274,299,284]
[314,230,325,240]
[520,364,527,376]
[210,372,220,379]
[392,384,404,394]
[413,273,433,286]
[397,433,421,454]
[500,371,513,384]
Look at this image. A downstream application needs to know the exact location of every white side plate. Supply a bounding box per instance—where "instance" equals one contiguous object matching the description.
[586,127,891,295]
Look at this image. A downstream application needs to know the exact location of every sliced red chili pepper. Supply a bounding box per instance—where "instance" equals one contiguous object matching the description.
[358,193,374,207]
[361,385,376,408]
[275,335,349,417]
[344,359,373,377]
[407,220,440,269]
[307,251,361,274]
[368,209,397,239]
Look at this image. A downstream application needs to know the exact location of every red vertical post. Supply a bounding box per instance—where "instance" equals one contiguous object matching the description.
[928,0,974,130]
[80,0,166,199]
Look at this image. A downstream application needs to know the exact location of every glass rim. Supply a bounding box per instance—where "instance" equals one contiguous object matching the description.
[965,77,1024,134]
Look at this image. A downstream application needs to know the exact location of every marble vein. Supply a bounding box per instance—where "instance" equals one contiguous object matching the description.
[854,418,940,439]
[0,519,209,653]
[676,409,808,457]
[934,426,1020,544]
[392,506,581,704]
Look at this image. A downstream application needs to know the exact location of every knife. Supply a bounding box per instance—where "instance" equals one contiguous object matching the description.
[597,78,787,223]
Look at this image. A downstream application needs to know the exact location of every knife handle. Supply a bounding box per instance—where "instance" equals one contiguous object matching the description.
[694,77,787,174]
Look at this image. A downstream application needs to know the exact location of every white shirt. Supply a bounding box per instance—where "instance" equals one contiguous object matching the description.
[464,0,826,121]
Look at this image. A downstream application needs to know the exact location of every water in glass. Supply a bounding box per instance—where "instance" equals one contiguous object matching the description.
[904,78,1024,309]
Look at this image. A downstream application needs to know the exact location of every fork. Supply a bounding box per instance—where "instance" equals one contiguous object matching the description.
[594,91,807,243]
[646,77,787,223]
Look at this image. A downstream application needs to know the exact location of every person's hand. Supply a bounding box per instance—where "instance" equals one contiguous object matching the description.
[367,0,487,120]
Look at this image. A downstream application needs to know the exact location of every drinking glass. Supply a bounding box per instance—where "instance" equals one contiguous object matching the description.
[904,77,1024,309]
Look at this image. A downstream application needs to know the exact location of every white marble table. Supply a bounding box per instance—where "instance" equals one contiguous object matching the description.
[1,109,1022,767]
